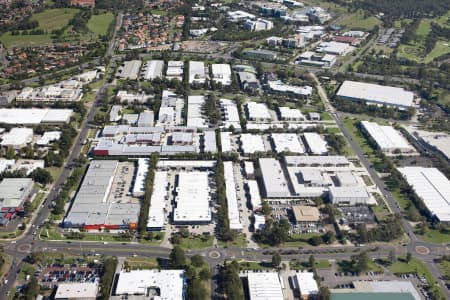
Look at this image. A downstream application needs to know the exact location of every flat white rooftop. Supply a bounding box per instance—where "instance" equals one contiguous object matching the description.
[224,162,243,230]
[246,101,271,120]
[337,81,414,108]
[259,158,291,198]
[220,99,241,130]
[361,121,412,152]
[115,269,185,299]
[0,108,73,124]
[240,134,265,154]
[211,64,232,86]
[295,272,318,297]
[189,61,206,84]
[173,171,211,223]
[271,133,304,153]
[55,283,98,299]
[247,272,284,300]
[220,131,233,152]
[398,167,450,222]
[142,60,164,80]
[147,171,168,229]
[303,132,328,155]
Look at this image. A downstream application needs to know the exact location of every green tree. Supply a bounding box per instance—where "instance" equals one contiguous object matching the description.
[318,286,331,300]
[406,252,412,263]
[25,277,40,299]
[199,268,211,280]
[191,255,205,268]
[222,261,244,300]
[388,250,396,265]
[187,278,208,300]
[309,255,316,268]
[23,200,32,217]
[354,251,369,273]
[356,223,368,244]
[271,253,282,268]
[322,231,336,244]
[31,168,53,185]
[169,246,186,269]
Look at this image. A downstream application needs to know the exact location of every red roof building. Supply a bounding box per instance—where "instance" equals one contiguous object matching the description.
[69,0,95,7]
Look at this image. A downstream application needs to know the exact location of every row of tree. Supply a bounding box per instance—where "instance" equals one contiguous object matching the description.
[138,153,159,233]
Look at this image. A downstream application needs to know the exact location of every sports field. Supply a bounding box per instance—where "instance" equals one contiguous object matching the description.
[87,12,114,36]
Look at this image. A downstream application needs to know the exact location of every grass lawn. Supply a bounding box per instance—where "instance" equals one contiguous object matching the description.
[125,257,159,270]
[320,112,333,121]
[87,12,114,36]
[178,235,214,250]
[218,234,247,248]
[391,188,410,211]
[326,127,341,134]
[370,202,391,222]
[31,8,79,31]
[343,118,374,155]
[283,233,322,247]
[47,167,63,182]
[0,33,53,48]
[418,229,450,244]
[439,260,450,279]
[18,263,37,281]
[238,260,274,271]
[290,259,331,270]
[338,10,380,31]
[150,9,168,16]
[416,19,432,38]
[31,192,46,211]
[425,41,450,63]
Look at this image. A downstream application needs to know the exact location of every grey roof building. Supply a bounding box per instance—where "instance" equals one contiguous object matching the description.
[0,178,33,208]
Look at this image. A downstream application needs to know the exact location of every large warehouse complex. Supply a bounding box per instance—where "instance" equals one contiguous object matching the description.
[361,121,413,154]
[63,160,143,230]
[336,81,415,109]
[398,167,450,223]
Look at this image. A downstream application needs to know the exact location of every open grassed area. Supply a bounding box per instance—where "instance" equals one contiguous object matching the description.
[338,10,380,31]
[31,8,80,31]
[87,12,114,36]
[418,229,450,244]
[0,33,53,48]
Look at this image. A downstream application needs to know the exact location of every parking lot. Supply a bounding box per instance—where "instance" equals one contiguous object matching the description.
[37,263,102,288]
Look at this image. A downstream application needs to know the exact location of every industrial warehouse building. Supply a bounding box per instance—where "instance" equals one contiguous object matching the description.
[113,270,186,299]
[116,60,142,80]
[244,272,284,300]
[189,61,206,84]
[172,171,212,224]
[329,186,370,205]
[303,132,328,155]
[259,158,291,198]
[54,283,99,300]
[360,121,413,154]
[285,156,350,167]
[220,98,241,130]
[336,81,414,109]
[0,128,33,149]
[63,160,142,230]
[293,272,319,299]
[398,167,450,222]
[142,60,164,80]
[271,133,305,153]
[0,178,33,210]
[0,108,73,125]
[211,64,232,86]
[224,162,243,230]
[146,171,168,231]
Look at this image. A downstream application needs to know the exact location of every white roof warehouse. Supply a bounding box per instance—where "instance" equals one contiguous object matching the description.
[336,80,414,109]
[398,167,450,222]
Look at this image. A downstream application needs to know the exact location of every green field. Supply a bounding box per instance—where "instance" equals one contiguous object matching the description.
[338,10,380,31]
[31,8,80,31]
[0,33,53,48]
[418,229,450,244]
[397,12,450,63]
[87,12,114,36]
